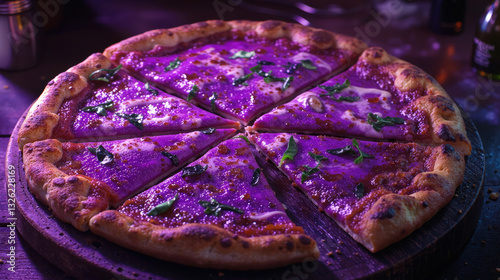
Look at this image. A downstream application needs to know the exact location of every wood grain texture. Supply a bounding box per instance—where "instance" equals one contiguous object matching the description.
[4,105,485,280]
[1,137,10,225]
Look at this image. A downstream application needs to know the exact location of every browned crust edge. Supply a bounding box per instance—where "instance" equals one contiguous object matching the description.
[23,139,112,231]
[17,53,113,150]
[359,47,471,155]
[345,144,465,252]
[103,19,367,60]
[89,210,319,270]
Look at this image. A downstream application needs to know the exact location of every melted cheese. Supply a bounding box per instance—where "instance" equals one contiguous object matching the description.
[255,79,295,103]
[122,97,189,109]
[249,211,286,221]
[341,110,384,138]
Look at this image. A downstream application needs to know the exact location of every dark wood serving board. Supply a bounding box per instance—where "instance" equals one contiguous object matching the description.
[6,108,485,280]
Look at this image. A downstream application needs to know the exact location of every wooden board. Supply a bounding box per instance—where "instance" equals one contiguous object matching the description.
[6,110,485,280]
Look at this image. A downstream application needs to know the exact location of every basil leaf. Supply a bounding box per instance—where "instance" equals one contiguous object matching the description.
[201,127,216,134]
[115,113,144,130]
[182,164,208,177]
[165,58,181,71]
[161,151,179,166]
[82,100,114,116]
[187,84,199,101]
[308,152,327,163]
[199,198,244,217]
[145,82,158,96]
[279,136,298,167]
[284,62,300,74]
[367,113,405,132]
[282,76,294,91]
[327,145,356,156]
[88,64,122,82]
[147,193,178,216]
[230,50,255,59]
[233,72,255,86]
[251,168,262,186]
[330,96,360,102]
[319,79,350,98]
[257,60,275,65]
[355,183,365,199]
[301,164,320,183]
[300,59,317,70]
[209,92,218,112]
[234,135,251,144]
[88,145,114,165]
[352,139,374,164]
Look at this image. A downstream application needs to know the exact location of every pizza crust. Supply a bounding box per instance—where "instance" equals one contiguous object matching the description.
[344,144,465,252]
[23,139,114,231]
[17,53,112,150]
[89,210,319,270]
[104,20,367,59]
[359,47,471,155]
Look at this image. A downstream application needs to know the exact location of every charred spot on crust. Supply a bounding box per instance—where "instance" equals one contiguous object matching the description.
[421,201,429,207]
[311,31,333,45]
[298,235,312,245]
[67,176,80,184]
[261,20,282,31]
[53,177,65,186]
[371,47,385,58]
[159,231,174,242]
[428,95,455,112]
[98,211,118,223]
[437,124,456,142]
[220,237,232,248]
[400,66,430,82]
[58,72,81,84]
[241,241,250,248]
[285,240,294,251]
[182,226,216,241]
[442,144,461,161]
[370,207,396,220]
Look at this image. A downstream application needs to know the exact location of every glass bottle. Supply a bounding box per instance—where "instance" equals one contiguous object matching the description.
[472,0,500,80]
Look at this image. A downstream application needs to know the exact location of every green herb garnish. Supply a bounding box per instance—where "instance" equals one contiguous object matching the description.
[300,59,317,70]
[115,113,144,130]
[301,152,328,183]
[319,79,350,98]
[164,58,181,71]
[209,92,218,112]
[161,151,179,166]
[201,127,216,134]
[257,60,275,65]
[355,183,365,199]
[199,198,244,216]
[284,59,317,74]
[145,82,159,96]
[82,100,114,116]
[279,136,298,167]
[327,139,373,164]
[352,139,374,164]
[234,135,251,144]
[330,96,360,102]
[182,164,208,177]
[187,84,199,101]
[230,50,255,59]
[260,70,294,91]
[301,164,320,183]
[366,113,405,132]
[251,168,262,186]
[88,64,122,82]
[233,65,262,86]
[147,193,178,216]
[88,145,114,165]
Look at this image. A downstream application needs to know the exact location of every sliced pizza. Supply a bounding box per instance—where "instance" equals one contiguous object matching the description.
[251,47,471,155]
[17,53,240,149]
[249,132,465,252]
[89,136,319,270]
[103,20,367,125]
[22,128,236,231]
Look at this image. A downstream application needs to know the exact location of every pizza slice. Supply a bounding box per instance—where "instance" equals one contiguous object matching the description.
[104,20,367,125]
[249,132,465,252]
[22,128,236,231]
[89,136,319,270]
[17,53,240,149]
[251,47,471,155]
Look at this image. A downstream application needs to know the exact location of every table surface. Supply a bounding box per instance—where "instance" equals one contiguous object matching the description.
[1,0,499,279]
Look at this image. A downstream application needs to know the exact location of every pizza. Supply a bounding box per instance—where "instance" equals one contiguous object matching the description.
[250,47,471,155]
[248,132,465,252]
[16,20,470,271]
